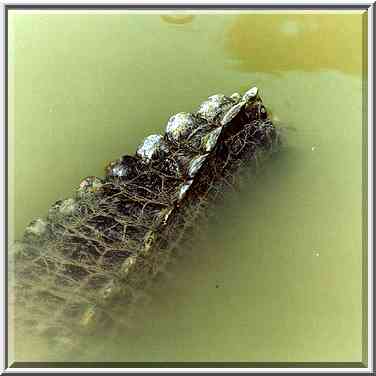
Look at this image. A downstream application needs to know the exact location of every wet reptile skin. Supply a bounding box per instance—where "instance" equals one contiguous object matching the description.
[13,86,280,345]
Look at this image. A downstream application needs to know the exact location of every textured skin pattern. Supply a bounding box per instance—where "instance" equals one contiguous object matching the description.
[13,86,279,345]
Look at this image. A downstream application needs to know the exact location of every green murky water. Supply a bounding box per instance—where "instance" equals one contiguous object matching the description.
[8,11,366,363]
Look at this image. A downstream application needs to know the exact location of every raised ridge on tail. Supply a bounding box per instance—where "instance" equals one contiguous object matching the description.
[12,85,281,347]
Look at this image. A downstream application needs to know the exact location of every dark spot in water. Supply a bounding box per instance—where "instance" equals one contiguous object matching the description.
[160,15,195,25]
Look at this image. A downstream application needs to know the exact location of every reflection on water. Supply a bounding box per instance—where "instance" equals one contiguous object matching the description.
[9,11,365,363]
[225,13,364,75]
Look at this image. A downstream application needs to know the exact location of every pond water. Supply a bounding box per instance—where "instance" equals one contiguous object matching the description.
[8,11,366,364]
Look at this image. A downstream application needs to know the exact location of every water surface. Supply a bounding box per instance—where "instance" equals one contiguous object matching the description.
[8,11,366,363]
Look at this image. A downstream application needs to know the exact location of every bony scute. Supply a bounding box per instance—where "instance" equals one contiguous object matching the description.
[220,100,247,126]
[197,94,233,123]
[230,92,242,103]
[165,112,197,143]
[49,198,78,217]
[157,207,174,226]
[177,179,194,202]
[202,127,223,152]
[105,155,140,179]
[24,218,48,239]
[136,134,170,163]
[187,154,209,178]
[242,86,259,102]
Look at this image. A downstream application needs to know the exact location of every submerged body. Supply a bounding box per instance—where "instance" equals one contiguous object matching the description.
[13,86,279,345]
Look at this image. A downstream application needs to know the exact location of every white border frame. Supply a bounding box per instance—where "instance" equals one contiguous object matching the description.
[0,1,373,373]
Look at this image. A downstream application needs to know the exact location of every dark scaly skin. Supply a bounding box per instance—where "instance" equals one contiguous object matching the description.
[12,87,281,346]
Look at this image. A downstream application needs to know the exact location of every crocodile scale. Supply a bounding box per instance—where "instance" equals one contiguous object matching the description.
[12,86,280,344]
